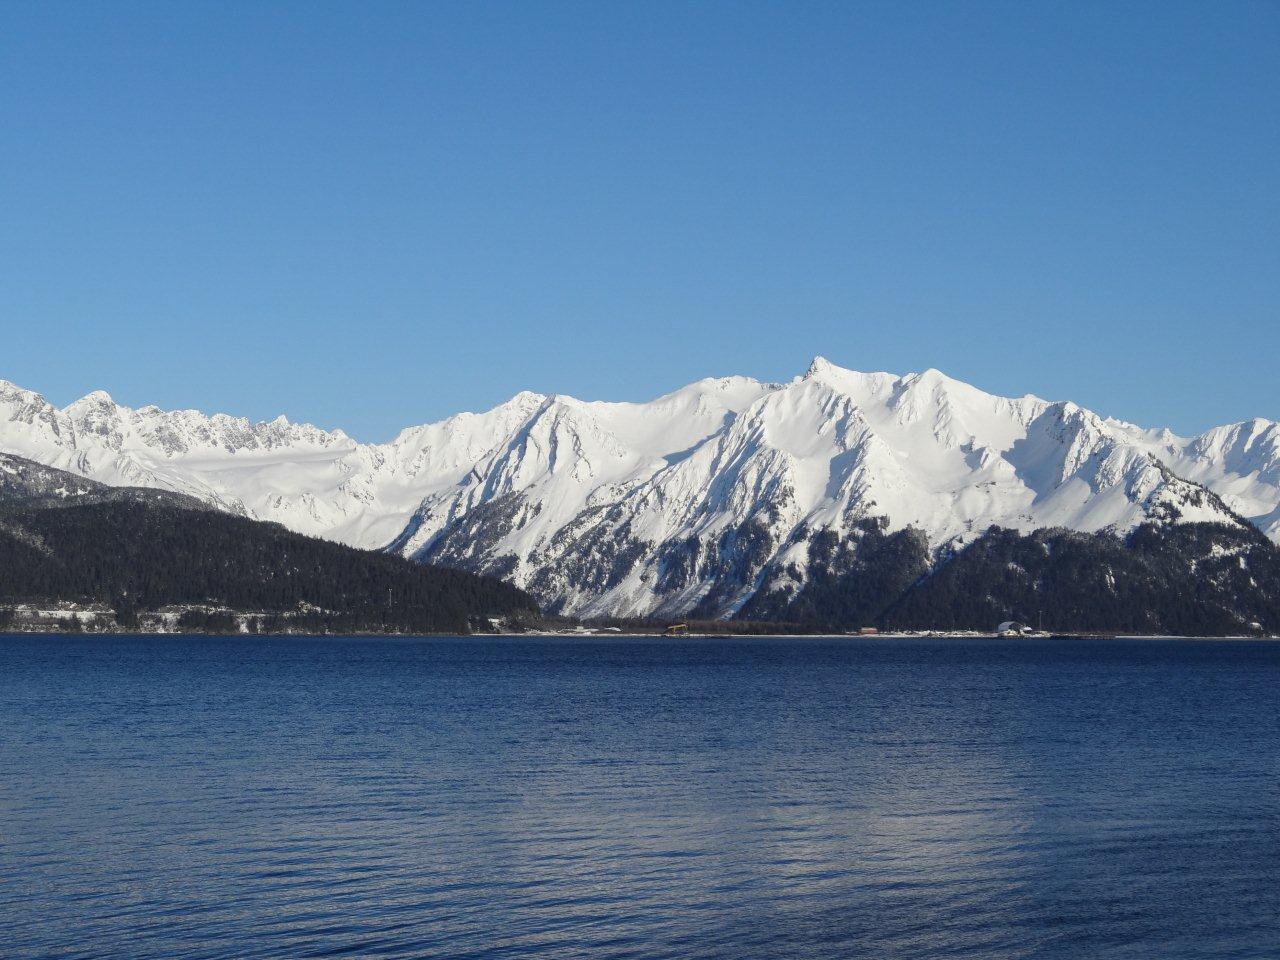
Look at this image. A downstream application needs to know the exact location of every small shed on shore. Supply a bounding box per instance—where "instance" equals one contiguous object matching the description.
[997,621,1033,637]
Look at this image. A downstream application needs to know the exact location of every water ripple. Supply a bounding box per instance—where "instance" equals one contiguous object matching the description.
[2,634,1279,959]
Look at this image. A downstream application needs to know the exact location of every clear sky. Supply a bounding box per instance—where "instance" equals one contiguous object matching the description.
[1,1,1276,441]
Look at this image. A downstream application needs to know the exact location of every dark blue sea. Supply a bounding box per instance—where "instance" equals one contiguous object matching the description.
[1,634,1278,959]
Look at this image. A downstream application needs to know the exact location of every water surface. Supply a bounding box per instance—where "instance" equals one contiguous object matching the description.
[2,634,1278,958]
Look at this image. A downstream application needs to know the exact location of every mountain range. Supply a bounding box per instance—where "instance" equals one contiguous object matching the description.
[3,358,1278,628]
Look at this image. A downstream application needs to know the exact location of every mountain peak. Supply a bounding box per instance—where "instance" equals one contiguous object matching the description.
[76,389,115,405]
[805,355,836,378]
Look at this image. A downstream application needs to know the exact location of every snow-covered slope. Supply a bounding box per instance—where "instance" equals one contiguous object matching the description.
[1109,416,1280,542]
[1,360,1276,617]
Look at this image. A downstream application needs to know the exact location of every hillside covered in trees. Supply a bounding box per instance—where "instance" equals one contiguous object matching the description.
[0,454,539,634]
[885,522,1280,635]
[734,516,1280,636]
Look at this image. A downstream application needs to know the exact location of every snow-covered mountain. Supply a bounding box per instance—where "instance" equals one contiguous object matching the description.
[2,359,1277,617]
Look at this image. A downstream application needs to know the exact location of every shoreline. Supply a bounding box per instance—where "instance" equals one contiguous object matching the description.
[1,627,1275,641]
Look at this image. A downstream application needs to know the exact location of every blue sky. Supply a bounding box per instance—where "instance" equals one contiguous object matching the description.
[1,1,1276,441]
